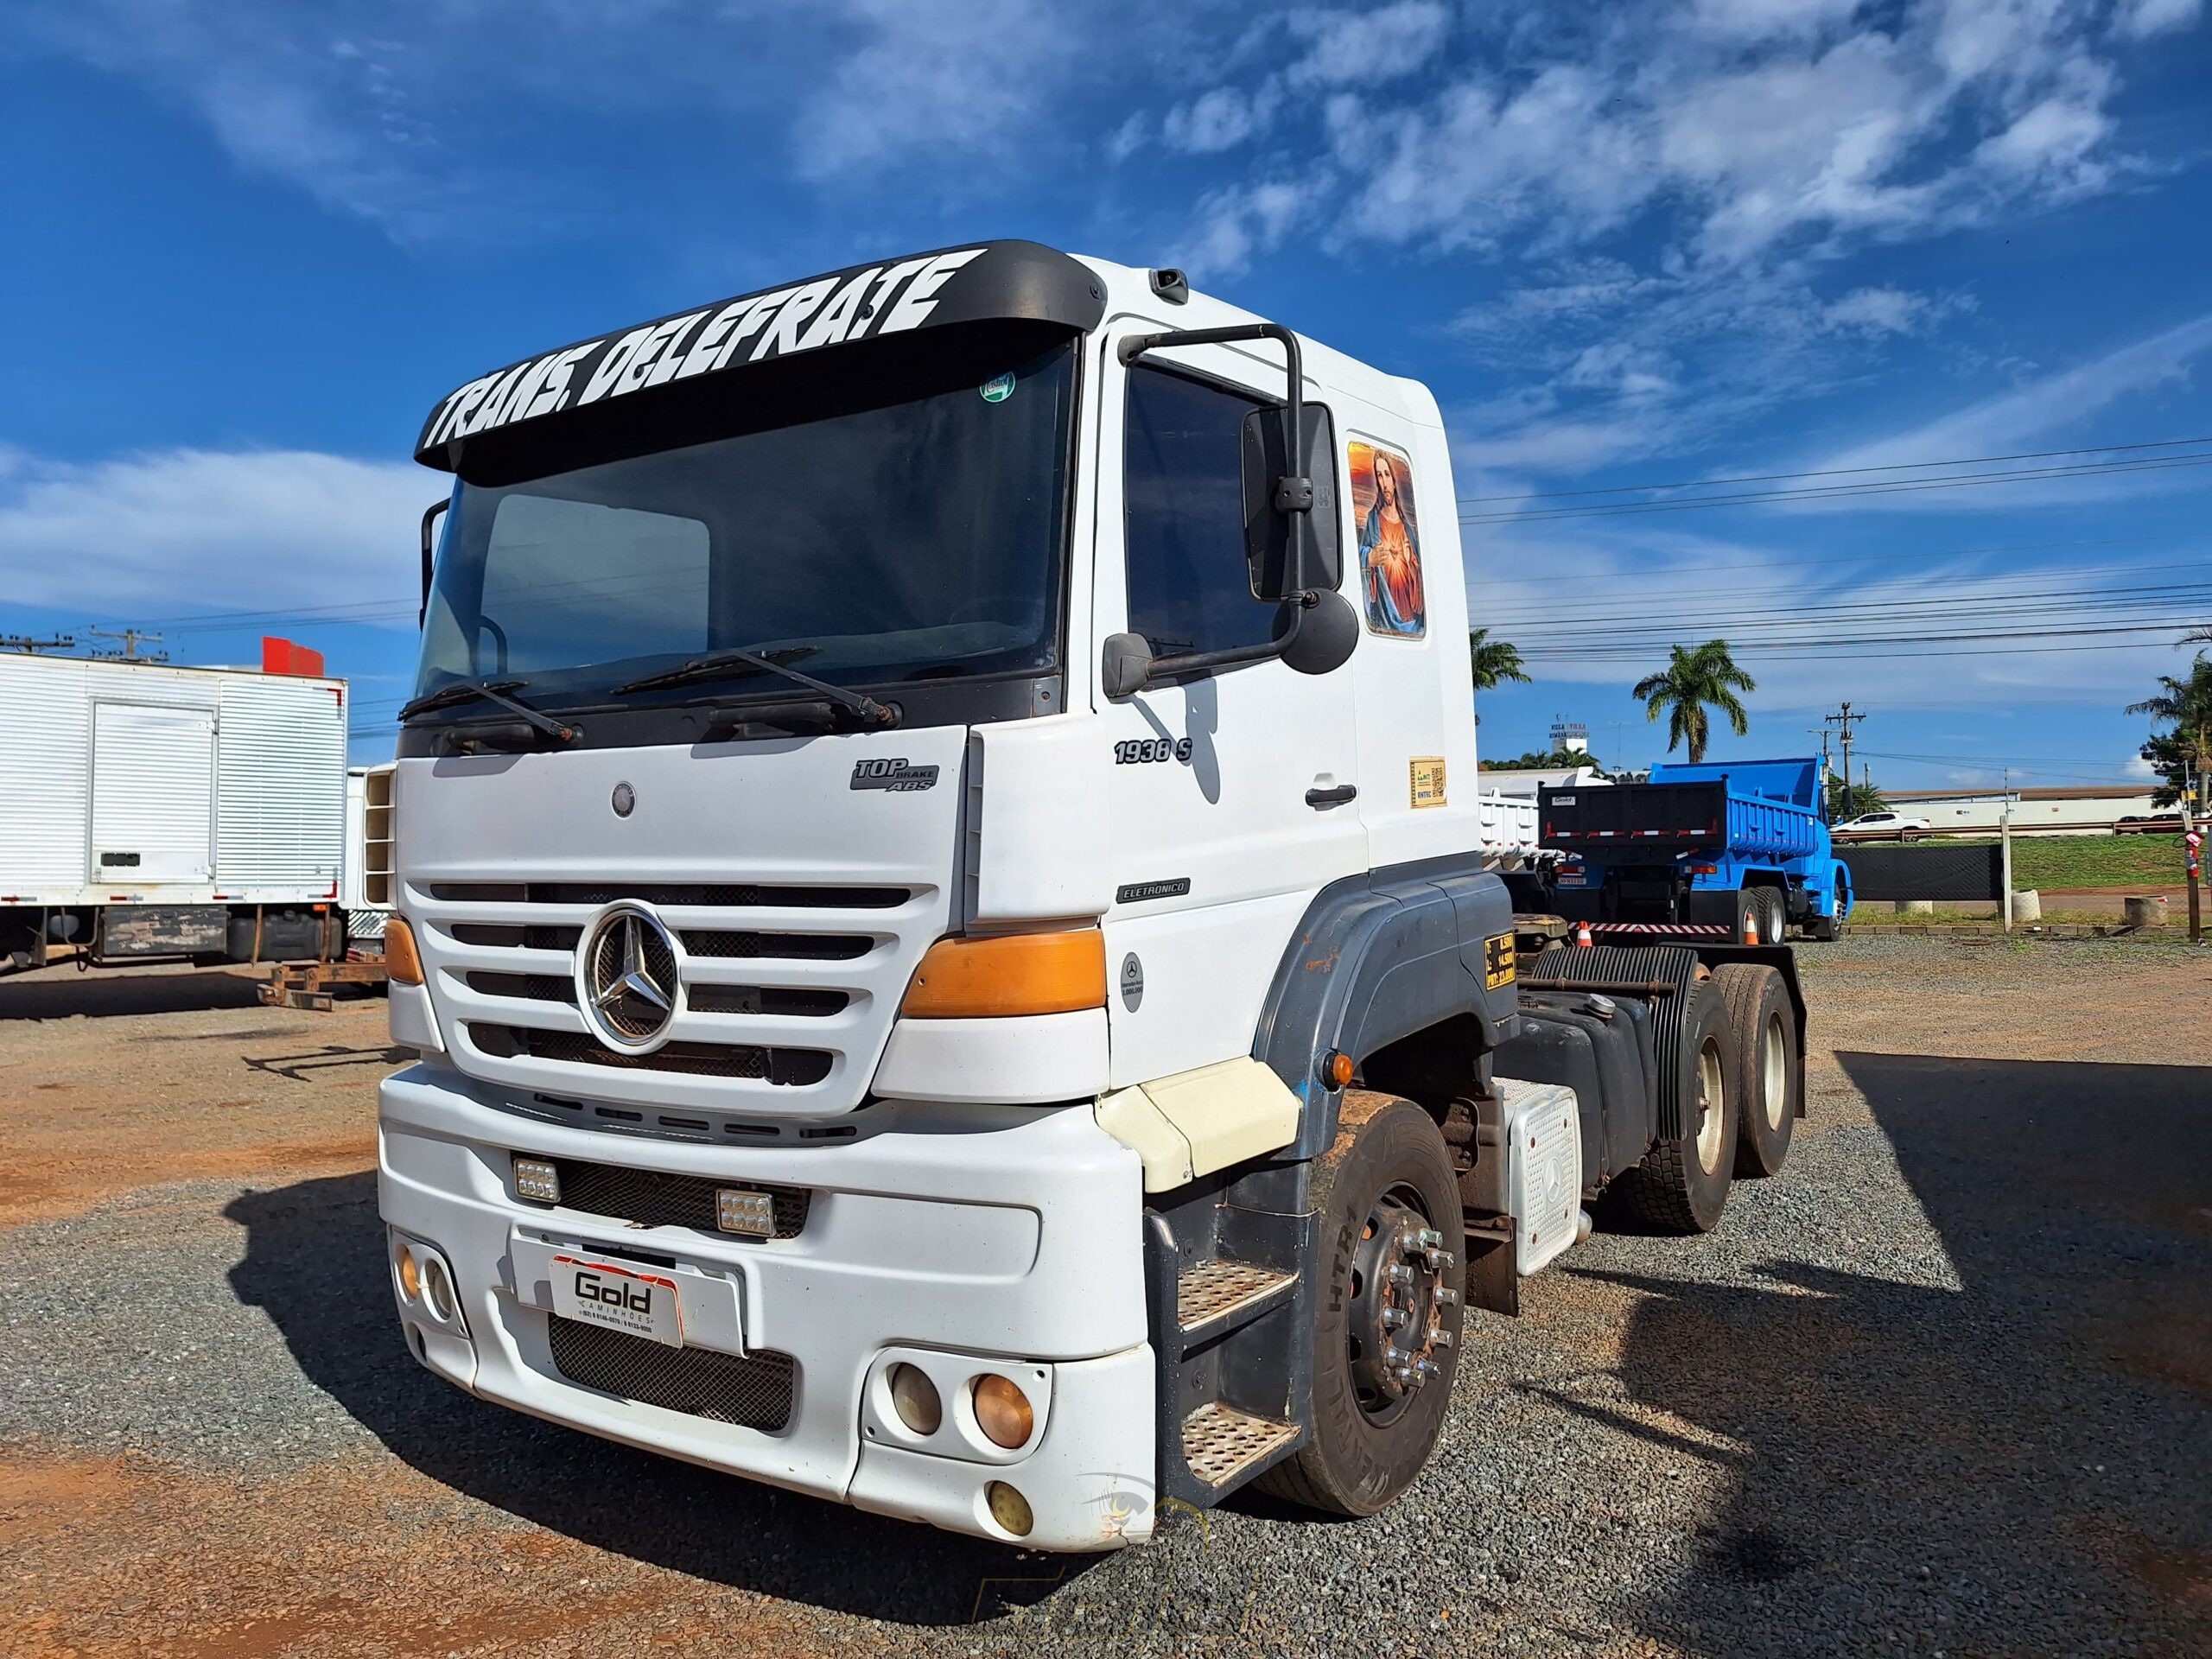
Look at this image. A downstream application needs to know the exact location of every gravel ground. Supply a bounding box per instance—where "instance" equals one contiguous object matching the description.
[2,938,2206,1657]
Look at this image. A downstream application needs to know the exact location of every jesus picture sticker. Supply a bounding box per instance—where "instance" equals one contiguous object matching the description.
[1350,442,1426,638]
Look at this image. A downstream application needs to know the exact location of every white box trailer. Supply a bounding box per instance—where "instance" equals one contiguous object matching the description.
[0,652,348,972]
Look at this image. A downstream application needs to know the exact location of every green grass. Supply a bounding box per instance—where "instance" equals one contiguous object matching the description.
[1932,834,2189,890]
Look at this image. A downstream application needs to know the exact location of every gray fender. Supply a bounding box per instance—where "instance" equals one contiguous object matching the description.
[1252,855,1518,1161]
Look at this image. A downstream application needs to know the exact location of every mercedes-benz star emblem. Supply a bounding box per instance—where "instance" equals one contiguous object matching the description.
[611,781,635,817]
[576,904,679,1050]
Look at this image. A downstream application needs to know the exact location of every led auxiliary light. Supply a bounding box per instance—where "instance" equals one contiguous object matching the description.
[512,1157,562,1205]
[716,1188,776,1237]
[985,1482,1034,1538]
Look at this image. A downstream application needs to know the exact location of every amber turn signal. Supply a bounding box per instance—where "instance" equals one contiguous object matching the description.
[972,1374,1035,1449]
[385,916,425,986]
[899,930,1105,1019]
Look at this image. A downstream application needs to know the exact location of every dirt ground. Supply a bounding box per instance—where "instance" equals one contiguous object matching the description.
[2,942,2207,1657]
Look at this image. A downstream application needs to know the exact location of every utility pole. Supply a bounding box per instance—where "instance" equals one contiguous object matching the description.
[1825,702,1866,815]
[86,626,167,664]
[2000,766,2013,935]
[0,633,74,654]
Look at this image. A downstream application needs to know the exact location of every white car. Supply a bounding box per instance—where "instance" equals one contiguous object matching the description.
[1835,810,1932,839]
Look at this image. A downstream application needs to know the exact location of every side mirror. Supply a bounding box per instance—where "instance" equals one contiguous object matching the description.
[1242,404,1341,601]
[1278,590,1357,677]
[1101,631,1154,699]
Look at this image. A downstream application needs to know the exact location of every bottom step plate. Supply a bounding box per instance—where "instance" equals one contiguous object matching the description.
[1181,1402,1299,1488]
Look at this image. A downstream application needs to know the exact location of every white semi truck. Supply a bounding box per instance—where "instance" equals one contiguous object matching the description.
[378,242,1805,1550]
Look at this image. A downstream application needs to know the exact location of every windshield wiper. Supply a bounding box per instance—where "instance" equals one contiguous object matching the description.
[615,646,899,728]
[397,677,581,743]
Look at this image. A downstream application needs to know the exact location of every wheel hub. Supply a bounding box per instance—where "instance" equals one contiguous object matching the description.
[1347,1193,1458,1418]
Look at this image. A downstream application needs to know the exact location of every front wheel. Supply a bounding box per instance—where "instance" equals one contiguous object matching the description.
[1255,1090,1465,1516]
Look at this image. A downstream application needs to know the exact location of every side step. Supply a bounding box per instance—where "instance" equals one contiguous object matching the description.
[1176,1258,1296,1338]
[1180,1402,1300,1489]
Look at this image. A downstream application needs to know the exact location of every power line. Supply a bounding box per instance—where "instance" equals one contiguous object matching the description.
[1459,451,2212,525]
[1456,435,2212,505]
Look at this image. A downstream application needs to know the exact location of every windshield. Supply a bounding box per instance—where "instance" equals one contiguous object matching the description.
[414,329,1078,710]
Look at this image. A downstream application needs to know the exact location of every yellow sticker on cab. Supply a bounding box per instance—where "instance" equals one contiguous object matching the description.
[1409,756,1447,809]
[1484,932,1516,990]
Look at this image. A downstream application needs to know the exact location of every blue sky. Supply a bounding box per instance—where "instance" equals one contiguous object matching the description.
[3,0,2209,789]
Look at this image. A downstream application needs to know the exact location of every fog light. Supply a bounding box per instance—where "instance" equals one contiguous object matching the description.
[985,1481,1033,1537]
[512,1156,562,1205]
[423,1255,457,1322]
[888,1363,943,1434]
[715,1187,775,1237]
[973,1374,1034,1449]
[395,1242,421,1302]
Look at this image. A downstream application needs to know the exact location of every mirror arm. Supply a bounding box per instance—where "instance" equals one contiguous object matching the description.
[419,499,449,627]
[1119,323,1310,516]
[1136,590,1320,687]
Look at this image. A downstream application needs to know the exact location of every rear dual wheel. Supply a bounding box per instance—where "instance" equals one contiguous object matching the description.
[1611,982,1738,1234]
[1713,962,1799,1178]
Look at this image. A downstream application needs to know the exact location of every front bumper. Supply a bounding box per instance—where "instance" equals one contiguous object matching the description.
[378,1062,1159,1549]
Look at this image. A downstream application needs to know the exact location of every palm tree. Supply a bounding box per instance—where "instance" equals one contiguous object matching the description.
[2128,652,2212,809]
[1468,630,1530,725]
[1631,639,1756,764]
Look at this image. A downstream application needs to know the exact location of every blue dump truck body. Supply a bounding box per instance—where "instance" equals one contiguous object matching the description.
[1533,758,1851,941]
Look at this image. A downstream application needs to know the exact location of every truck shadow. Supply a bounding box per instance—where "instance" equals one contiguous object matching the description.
[1601,1052,2211,1656]
[222,1172,1098,1625]
[0,966,267,1020]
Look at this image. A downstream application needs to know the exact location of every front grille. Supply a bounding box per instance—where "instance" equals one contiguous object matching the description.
[433,881,907,910]
[466,975,844,1018]
[457,922,862,961]
[548,1316,796,1430]
[539,1157,810,1237]
[469,1024,834,1084]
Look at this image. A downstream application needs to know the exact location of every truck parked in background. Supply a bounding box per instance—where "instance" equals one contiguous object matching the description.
[0,649,350,974]
[376,240,1808,1551]
[1530,757,1851,942]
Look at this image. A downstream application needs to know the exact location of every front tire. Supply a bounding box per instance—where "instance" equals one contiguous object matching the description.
[1755,887,1786,944]
[1256,1090,1465,1517]
[1714,963,1798,1177]
[1611,982,1738,1233]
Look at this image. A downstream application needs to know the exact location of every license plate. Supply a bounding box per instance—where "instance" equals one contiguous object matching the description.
[551,1255,683,1348]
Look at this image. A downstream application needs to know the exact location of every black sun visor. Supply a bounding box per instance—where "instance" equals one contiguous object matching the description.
[414,239,1106,469]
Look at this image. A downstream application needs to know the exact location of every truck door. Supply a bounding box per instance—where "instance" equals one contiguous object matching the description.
[89,702,215,886]
[1092,329,1364,1087]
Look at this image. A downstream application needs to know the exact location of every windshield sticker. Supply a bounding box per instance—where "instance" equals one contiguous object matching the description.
[979,372,1016,404]
[419,248,988,454]
[1350,442,1427,639]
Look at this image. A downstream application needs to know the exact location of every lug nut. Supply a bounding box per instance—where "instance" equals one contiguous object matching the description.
[1416,1228,1444,1249]
[1424,1248,1457,1272]
[1433,1287,1459,1306]
[1384,1263,1413,1287]
[1380,1306,1409,1330]
[1431,1330,1456,1350]
[1392,1363,1418,1388]
[1413,1357,1441,1379]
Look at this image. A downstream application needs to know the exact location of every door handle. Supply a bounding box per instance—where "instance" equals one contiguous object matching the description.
[1306,784,1358,808]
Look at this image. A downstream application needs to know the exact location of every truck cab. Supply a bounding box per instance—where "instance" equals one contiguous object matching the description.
[378,241,1804,1550]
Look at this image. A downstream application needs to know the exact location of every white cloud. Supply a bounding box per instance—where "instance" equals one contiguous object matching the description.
[1163,83,1282,153]
[1820,284,1974,335]
[1286,2,1452,87]
[1175,178,1308,278]
[2113,0,2204,37]
[1812,311,2212,472]
[0,448,426,618]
